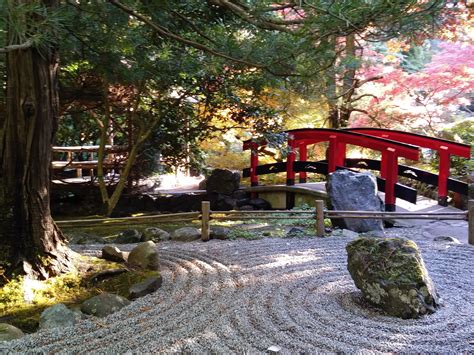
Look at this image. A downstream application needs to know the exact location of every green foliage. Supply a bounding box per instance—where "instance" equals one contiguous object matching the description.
[441,119,474,179]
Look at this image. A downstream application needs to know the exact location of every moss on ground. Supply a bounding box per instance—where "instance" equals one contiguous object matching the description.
[0,255,158,333]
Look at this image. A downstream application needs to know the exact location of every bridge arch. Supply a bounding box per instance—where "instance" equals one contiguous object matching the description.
[345,128,471,205]
[243,128,470,210]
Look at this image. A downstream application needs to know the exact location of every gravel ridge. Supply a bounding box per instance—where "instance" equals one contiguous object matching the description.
[2,229,473,353]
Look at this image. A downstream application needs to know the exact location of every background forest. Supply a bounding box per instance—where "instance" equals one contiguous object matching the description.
[1,0,472,181]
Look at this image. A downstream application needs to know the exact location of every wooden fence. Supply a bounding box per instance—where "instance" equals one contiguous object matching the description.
[55,200,473,245]
[200,200,474,245]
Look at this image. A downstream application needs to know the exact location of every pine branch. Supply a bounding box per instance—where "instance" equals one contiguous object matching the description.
[0,40,32,53]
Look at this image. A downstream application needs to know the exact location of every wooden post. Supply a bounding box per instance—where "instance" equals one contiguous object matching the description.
[201,201,210,241]
[315,200,325,237]
[469,200,474,246]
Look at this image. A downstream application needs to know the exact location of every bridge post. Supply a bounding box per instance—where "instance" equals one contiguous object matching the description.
[438,146,450,206]
[328,135,338,173]
[335,142,346,168]
[299,144,307,183]
[286,135,296,186]
[250,142,259,187]
[380,150,388,179]
[384,148,397,212]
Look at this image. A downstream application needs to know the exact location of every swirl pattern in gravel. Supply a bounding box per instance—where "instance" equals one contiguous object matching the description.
[2,233,473,353]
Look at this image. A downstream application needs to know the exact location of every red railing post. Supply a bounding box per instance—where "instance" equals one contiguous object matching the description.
[299,144,307,183]
[384,148,397,211]
[438,146,450,206]
[287,134,296,185]
[328,135,338,173]
[335,142,346,168]
[250,142,259,187]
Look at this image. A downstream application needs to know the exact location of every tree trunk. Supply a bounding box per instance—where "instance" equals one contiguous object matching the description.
[0,0,73,282]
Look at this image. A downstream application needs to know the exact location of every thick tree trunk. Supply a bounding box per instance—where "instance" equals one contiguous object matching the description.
[0,0,73,282]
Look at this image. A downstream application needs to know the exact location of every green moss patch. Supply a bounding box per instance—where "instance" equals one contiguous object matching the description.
[0,255,159,333]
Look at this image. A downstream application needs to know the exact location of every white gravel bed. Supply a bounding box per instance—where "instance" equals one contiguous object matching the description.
[2,227,473,353]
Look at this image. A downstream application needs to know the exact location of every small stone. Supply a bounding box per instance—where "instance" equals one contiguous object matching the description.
[238,205,254,211]
[267,345,281,354]
[81,293,130,318]
[89,269,129,284]
[142,227,171,242]
[102,245,127,262]
[286,227,306,238]
[433,236,461,244]
[39,304,80,330]
[0,323,24,342]
[115,229,142,244]
[248,198,271,210]
[129,275,163,299]
[171,227,201,242]
[128,241,160,270]
[341,229,359,238]
[210,227,232,240]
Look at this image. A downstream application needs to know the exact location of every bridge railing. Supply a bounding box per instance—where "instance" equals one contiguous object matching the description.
[243,128,471,210]
[52,145,128,179]
[345,128,471,205]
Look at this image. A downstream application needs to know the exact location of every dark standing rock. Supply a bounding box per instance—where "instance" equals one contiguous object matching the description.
[236,198,251,207]
[346,237,439,319]
[102,246,128,263]
[171,227,201,242]
[39,304,80,329]
[231,189,249,200]
[115,229,143,244]
[326,170,384,232]
[206,169,240,195]
[81,293,131,318]
[198,179,207,190]
[129,275,163,299]
[128,241,160,270]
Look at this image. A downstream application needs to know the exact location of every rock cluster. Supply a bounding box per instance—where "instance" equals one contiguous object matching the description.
[346,237,439,319]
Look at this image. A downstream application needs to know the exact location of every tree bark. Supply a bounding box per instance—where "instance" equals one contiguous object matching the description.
[0,0,73,282]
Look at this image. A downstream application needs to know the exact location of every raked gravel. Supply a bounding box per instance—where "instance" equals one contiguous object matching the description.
[2,227,473,353]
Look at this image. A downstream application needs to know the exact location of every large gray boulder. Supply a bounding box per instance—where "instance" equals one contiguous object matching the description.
[0,323,24,342]
[172,227,201,242]
[326,170,384,232]
[129,275,163,299]
[39,304,80,329]
[205,169,240,195]
[128,241,160,270]
[346,237,439,319]
[81,293,130,318]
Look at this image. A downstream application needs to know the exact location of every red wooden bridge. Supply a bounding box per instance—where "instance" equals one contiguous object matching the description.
[243,128,471,211]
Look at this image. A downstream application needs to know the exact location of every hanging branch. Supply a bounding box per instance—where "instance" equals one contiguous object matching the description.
[0,40,32,53]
